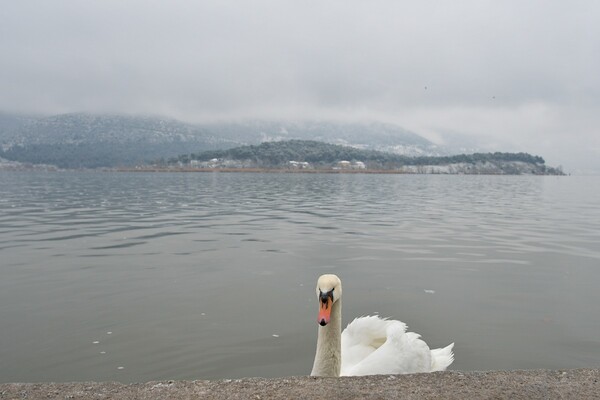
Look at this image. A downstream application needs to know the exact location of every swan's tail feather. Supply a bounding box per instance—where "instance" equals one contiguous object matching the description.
[430,342,454,371]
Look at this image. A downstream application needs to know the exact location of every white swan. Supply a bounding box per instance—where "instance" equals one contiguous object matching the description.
[311,274,454,377]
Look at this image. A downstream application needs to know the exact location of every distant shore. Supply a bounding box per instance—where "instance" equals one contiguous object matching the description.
[0,165,565,175]
[117,167,410,174]
[116,167,560,175]
[1,369,598,399]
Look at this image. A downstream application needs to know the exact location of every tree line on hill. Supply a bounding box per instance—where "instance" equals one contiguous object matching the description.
[167,140,561,174]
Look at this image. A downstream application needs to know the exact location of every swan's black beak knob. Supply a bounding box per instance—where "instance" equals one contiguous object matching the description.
[318,290,334,326]
[320,291,333,305]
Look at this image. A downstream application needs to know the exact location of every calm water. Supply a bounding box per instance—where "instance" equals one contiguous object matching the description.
[0,171,599,383]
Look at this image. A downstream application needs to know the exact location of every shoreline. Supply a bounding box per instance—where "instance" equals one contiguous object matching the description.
[118,167,410,174]
[115,167,562,175]
[1,369,598,399]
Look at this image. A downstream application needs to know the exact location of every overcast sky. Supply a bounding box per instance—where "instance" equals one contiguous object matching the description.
[1,1,599,172]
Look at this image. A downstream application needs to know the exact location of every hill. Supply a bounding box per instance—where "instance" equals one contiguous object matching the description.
[0,113,439,169]
[0,112,564,174]
[168,140,564,175]
[0,113,237,168]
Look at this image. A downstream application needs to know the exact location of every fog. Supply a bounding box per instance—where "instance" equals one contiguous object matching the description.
[1,1,599,172]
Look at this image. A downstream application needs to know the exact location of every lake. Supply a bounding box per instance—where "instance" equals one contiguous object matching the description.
[0,171,599,383]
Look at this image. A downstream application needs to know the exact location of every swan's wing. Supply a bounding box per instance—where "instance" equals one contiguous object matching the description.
[341,316,398,374]
[342,318,434,376]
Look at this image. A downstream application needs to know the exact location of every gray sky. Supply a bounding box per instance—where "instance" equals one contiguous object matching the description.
[1,1,599,172]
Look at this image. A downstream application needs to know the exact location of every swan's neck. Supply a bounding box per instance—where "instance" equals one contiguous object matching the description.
[311,299,342,377]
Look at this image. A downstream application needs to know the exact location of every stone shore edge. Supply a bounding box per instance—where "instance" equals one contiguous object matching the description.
[1,369,598,399]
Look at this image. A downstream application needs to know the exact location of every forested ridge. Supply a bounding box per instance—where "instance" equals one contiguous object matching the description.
[170,139,557,172]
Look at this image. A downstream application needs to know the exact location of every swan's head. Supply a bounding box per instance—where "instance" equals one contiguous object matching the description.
[316,274,342,326]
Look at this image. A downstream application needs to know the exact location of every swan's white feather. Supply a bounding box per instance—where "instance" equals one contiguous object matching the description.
[340,315,454,376]
[430,342,455,371]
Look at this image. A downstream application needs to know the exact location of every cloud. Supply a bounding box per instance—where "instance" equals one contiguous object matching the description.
[1,0,599,171]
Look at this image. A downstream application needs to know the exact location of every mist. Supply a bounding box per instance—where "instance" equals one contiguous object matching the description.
[1,1,599,172]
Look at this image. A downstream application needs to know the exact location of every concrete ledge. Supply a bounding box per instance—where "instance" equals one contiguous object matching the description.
[1,369,598,400]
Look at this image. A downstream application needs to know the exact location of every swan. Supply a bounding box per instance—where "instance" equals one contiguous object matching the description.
[311,274,454,377]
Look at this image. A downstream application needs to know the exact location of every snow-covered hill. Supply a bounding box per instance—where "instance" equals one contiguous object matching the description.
[0,113,441,168]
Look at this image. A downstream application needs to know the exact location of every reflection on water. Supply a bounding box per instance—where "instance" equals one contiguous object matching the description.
[0,172,599,382]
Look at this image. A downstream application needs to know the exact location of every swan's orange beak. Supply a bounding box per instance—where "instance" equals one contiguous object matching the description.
[318,291,334,326]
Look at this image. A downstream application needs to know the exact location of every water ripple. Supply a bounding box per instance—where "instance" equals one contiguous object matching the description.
[1,172,600,382]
